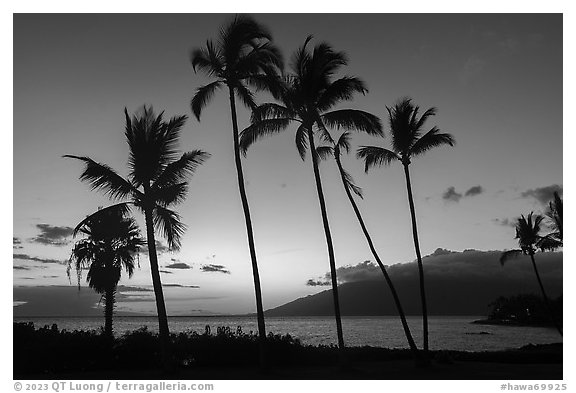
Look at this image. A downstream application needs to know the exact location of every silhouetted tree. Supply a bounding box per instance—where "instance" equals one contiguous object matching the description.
[500,212,563,336]
[240,36,382,351]
[190,16,283,363]
[316,132,419,356]
[540,191,563,251]
[69,208,143,339]
[65,106,210,364]
[357,97,455,353]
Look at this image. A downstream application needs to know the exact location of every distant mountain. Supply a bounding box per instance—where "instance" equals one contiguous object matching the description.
[266,249,563,316]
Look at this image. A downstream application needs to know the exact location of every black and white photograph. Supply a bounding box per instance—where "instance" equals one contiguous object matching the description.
[10,9,568,384]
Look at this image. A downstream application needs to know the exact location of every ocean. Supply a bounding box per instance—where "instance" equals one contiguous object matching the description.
[13,315,561,352]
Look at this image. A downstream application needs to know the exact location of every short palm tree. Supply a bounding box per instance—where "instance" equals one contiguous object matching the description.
[65,106,210,362]
[357,97,455,353]
[69,208,143,339]
[500,212,563,336]
[316,132,419,355]
[190,16,283,358]
[240,36,382,351]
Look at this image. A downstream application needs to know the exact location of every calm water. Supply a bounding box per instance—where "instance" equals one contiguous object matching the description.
[14,316,561,352]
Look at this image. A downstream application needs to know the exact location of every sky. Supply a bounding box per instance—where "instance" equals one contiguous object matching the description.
[13,13,563,315]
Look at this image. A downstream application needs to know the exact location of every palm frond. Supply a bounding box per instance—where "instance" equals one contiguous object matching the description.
[317,76,368,111]
[190,40,224,77]
[295,123,309,161]
[250,103,294,123]
[340,165,363,199]
[537,234,562,251]
[410,127,455,158]
[356,146,400,172]
[499,249,524,265]
[72,203,133,237]
[191,81,223,120]
[63,155,136,201]
[316,145,334,161]
[321,109,383,136]
[153,150,211,189]
[234,83,258,110]
[336,131,352,154]
[153,182,189,207]
[152,205,186,251]
[239,118,292,155]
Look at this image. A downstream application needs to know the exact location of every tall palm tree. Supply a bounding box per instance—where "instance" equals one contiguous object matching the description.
[65,106,210,363]
[500,212,563,336]
[316,132,419,355]
[189,15,283,359]
[240,36,382,351]
[68,208,143,339]
[357,97,455,353]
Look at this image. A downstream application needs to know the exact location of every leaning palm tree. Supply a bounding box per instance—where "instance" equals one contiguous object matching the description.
[240,36,382,351]
[65,106,210,363]
[316,132,419,356]
[500,212,563,336]
[190,15,283,362]
[357,97,455,353]
[69,208,143,339]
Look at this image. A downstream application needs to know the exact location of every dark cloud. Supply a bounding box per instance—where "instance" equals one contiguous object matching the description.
[13,266,30,270]
[306,279,331,287]
[442,187,462,202]
[159,270,173,274]
[13,237,23,248]
[464,185,484,197]
[200,264,230,274]
[42,275,60,279]
[521,184,562,205]
[163,284,200,288]
[30,224,73,246]
[13,253,66,265]
[165,262,191,269]
[308,248,562,288]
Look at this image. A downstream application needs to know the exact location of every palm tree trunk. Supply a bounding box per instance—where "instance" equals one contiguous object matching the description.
[335,154,419,355]
[402,163,429,353]
[104,285,115,339]
[142,201,171,365]
[529,253,562,336]
[227,86,267,365]
[308,130,345,351]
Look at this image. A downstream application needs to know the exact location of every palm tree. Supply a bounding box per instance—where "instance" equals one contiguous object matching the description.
[357,97,455,353]
[540,191,563,250]
[65,106,210,363]
[68,208,143,339]
[316,132,419,356]
[189,15,283,360]
[240,36,382,351]
[500,212,563,336]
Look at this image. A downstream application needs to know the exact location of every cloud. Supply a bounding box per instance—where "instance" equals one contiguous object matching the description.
[306,279,331,287]
[521,185,562,205]
[165,262,191,269]
[13,237,23,249]
[492,218,516,227]
[140,240,169,254]
[30,224,73,246]
[464,185,484,197]
[159,270,173,274]
[13,253,66,265]
[458,55,486,85]
[200,264,231,274]
[307,248,562,288]
[442,187,463,202]
[163,284,200,288]
[13,266,30,270]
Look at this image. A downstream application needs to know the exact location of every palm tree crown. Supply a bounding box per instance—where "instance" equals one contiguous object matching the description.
[69,208,143,290]
[65,107,210,250]
[190,15,284,119]
[500,212,547,263]
[357,97,454,169]
[240,36,383,156]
